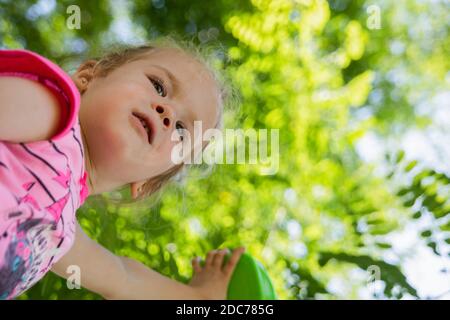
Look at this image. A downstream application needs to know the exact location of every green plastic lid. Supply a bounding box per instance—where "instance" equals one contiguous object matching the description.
[225,252,277,300]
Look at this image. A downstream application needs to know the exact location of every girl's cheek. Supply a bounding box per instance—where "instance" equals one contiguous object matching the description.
[107,79,148,102]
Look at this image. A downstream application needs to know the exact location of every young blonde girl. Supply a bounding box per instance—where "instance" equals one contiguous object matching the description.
[0,38,245,300]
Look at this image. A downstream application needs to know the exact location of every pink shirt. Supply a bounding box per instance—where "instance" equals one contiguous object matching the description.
[0,49,89,299]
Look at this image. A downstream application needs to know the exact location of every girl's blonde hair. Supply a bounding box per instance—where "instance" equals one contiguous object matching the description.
[80,35,238,205]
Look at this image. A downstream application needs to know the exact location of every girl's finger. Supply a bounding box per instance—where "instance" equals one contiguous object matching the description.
[192,257,202,273]
[205,250,216,267]
[212,249,228,268]
[223,247,245,278]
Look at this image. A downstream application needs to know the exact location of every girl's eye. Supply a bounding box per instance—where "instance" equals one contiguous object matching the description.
[176,121,186,141]
[148,76,166,97]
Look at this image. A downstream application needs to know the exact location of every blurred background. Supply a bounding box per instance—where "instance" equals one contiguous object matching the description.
[1,0,449,299]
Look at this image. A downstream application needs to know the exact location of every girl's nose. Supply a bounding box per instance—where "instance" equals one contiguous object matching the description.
[154,104,174,129]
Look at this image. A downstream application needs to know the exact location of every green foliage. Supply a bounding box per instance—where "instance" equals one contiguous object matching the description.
[1,0,448,299]
[386,150,450,258]
[319,252,418,298]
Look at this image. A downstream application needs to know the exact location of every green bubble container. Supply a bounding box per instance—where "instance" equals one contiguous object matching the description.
[224,252,277,300]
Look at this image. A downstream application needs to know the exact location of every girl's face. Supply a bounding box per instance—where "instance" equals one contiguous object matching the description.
[76,48,220,194]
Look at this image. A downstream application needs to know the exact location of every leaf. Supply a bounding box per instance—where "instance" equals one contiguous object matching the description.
[427,241,440,255]
[346,71,374,106]
[396,188,410,197]
[420,230,432,238]
[395,150,405,164]
[433,207,450,219]
[403,198,416,207]
[412,211,422,219]
[440,222,450,232]
[405,160,418,172]
[375,242,392,249]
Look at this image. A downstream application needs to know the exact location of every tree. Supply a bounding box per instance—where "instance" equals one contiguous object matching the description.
[1,0,448,300]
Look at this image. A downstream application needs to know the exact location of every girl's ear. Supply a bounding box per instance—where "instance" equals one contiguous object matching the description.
[72,60,98,94]
[130,180,147,200]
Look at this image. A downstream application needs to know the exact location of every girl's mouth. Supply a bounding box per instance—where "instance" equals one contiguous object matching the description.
[132,112,154,144]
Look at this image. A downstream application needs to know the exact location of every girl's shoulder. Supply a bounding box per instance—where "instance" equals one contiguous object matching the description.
[0,49,88,207]
[0,49,81,141]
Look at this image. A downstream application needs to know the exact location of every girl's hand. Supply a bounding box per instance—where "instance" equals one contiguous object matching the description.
[188,247,246,300]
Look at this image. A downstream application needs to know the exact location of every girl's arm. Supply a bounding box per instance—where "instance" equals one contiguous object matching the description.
[51,221,244,299]
[0,76,61,142]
